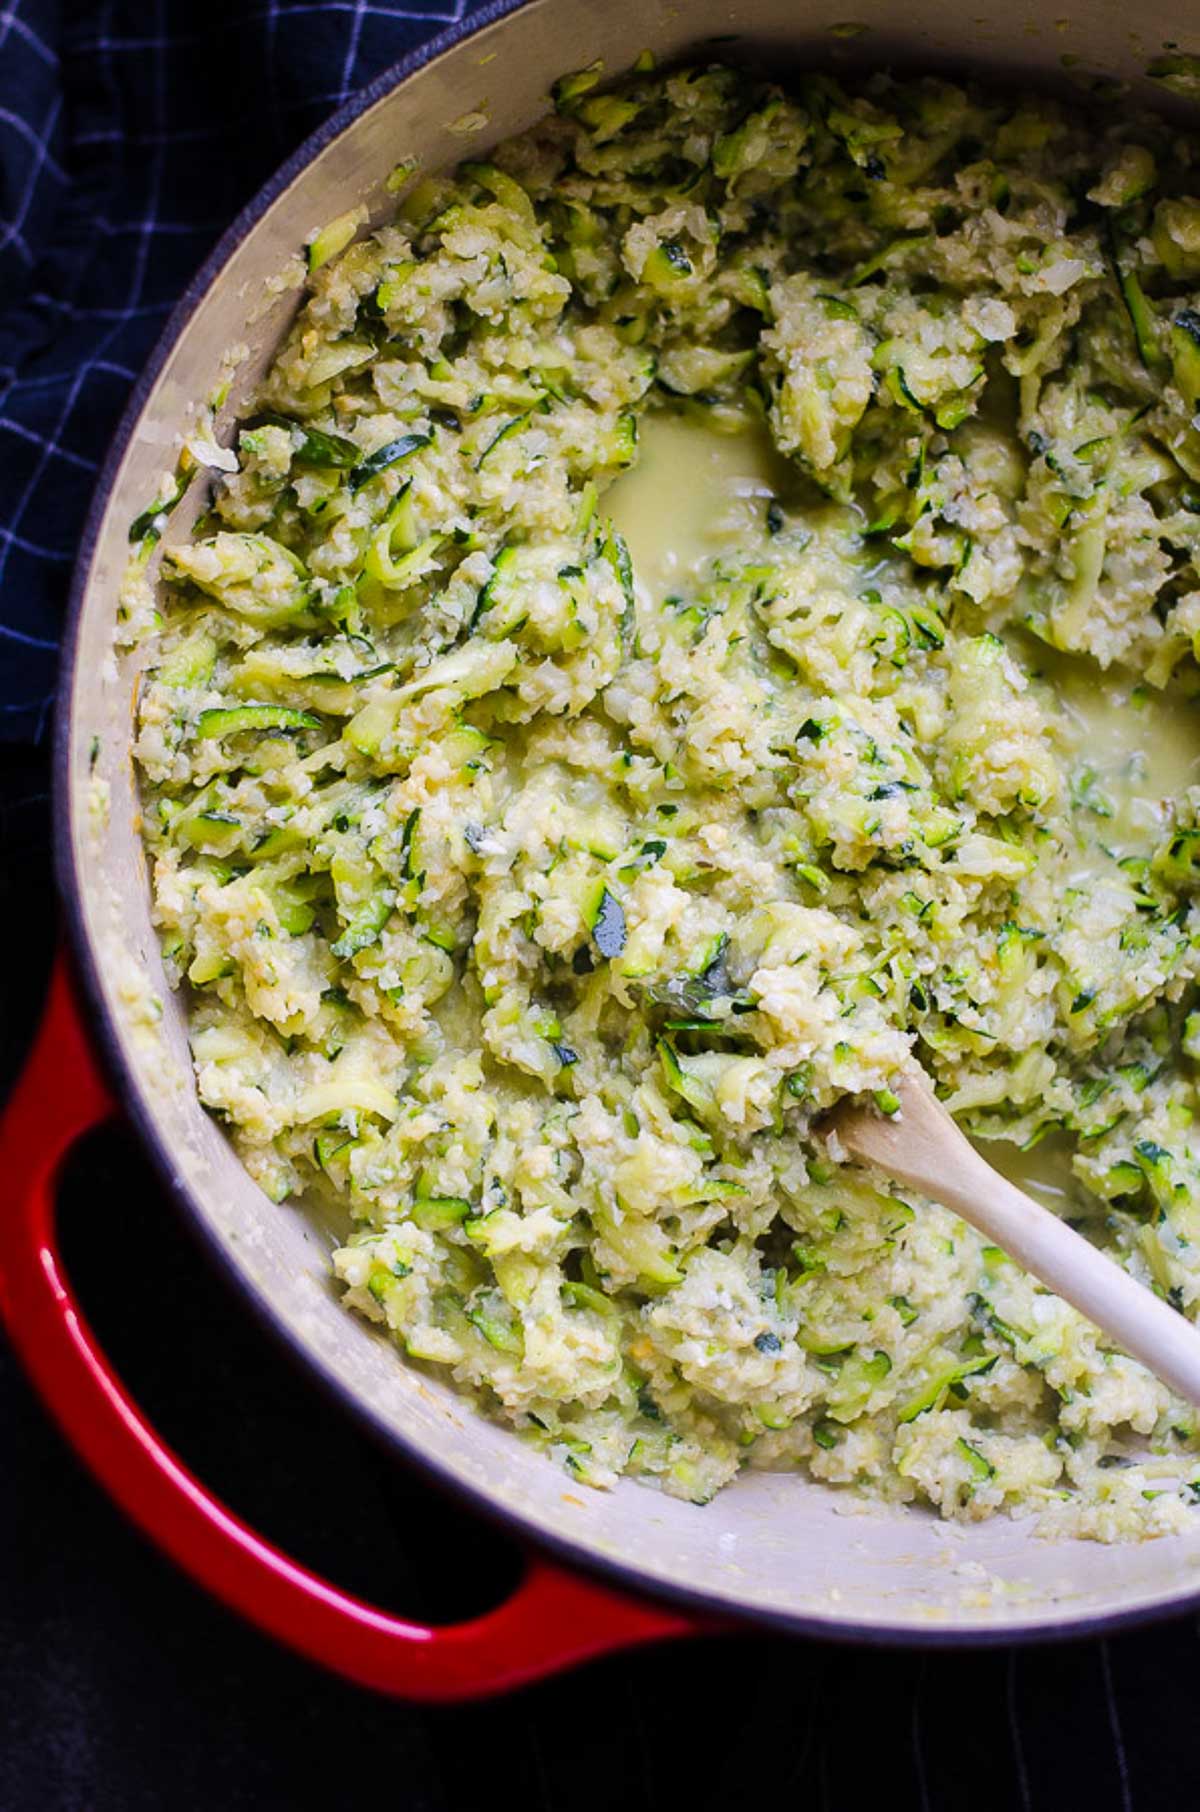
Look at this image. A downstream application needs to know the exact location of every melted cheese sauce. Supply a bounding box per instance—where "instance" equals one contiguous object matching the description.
[609,408,797,604]
[1044,649,1200,849]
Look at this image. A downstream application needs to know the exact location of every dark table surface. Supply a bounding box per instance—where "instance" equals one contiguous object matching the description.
[3,745,1200,1811]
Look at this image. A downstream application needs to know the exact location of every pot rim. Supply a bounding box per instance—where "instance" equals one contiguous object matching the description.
[51,1,1200,1648]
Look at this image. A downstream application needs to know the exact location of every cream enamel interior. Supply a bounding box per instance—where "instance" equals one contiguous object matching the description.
[63,0,1200,1636]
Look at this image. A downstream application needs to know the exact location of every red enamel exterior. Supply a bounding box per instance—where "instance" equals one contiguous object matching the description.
[0,955,697,1699]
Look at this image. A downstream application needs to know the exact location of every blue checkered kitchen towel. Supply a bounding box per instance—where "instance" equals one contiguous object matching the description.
[0,0,494,745]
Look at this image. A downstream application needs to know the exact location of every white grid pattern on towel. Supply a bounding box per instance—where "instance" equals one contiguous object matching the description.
[0,0,485,743]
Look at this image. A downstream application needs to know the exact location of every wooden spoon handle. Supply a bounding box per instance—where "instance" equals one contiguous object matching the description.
[838,1076,1200,1407]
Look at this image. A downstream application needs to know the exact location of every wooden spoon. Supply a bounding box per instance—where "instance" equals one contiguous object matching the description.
[827,1069,1200,1407]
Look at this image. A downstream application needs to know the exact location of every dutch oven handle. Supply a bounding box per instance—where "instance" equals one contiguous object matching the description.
[0,954,696,1699]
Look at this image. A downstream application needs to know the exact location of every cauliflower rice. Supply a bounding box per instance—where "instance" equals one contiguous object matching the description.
[132,57,1200,1540]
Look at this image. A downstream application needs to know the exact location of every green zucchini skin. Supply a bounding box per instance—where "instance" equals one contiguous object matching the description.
[349,433,431,492]
[194,705,322,740]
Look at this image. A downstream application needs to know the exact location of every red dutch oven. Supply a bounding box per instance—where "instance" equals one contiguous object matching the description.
[6,0,1200,1701]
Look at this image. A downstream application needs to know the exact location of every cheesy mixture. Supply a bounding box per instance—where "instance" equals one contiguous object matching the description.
[132,59,1200,1538]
